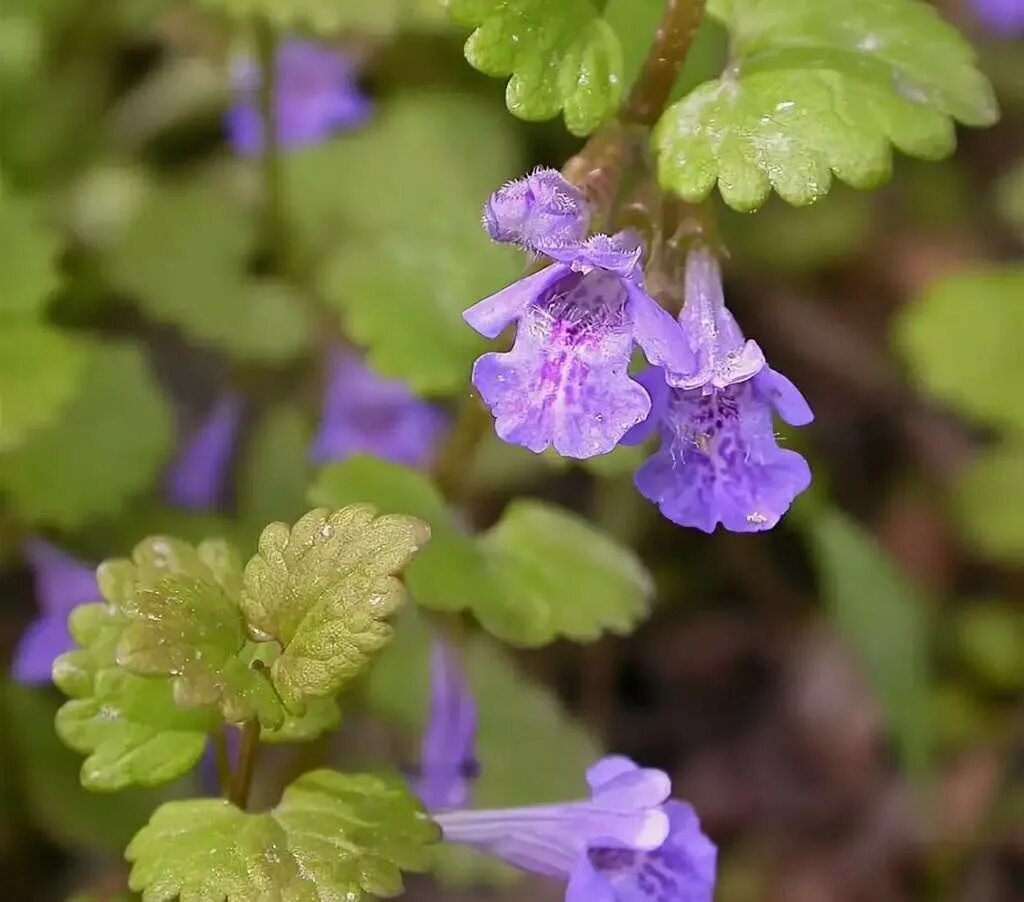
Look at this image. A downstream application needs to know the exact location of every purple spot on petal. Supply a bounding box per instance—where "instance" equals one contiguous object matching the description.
[636,378,811,533]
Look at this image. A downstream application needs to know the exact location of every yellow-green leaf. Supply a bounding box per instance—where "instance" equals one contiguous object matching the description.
[240,506,430,710]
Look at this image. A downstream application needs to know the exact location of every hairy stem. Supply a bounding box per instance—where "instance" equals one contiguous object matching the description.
[621,0,707,127]
[434,4,712,506]
[255,19,286,265]
[228,720,260,809]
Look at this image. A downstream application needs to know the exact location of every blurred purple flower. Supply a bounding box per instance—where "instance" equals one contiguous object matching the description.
[309,349,448,468]
[484,168,591,252]
[415,637,478,812]
[970,0,1024,35]
[227,39,371,157]
[165,392,244,511]
[626,247,813,533]
[435,756,716,902]
[12,540,98,684]
[202,727,240,797]
[464,232,692,459]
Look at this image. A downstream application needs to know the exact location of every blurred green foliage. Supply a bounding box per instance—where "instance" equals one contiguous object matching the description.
[0,0,1020,898]
[0,342,172,527]
[809,509,934,780]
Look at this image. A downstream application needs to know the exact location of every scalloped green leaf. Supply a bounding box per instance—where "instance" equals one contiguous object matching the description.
[0,340,172,526]
[447,0,623,135]
[656,0,998,211]
[273,770,440,897]
[953,443,1024,564]
[311,460,653,646]
[261,696,341,744]
[105,182,311,362]
[895,265,1024,436]
[108,537,287,729]
[56,668,215,791]
[126,801,309,902]
[52,601,128,699]
[0,177,60,317]
[296,93,523,394]
[126,771,438,902]
[367,613,600,885]
[240,506,430,710]
[51,595,216,792]
[0,322,86,453]
[309,456,494,617]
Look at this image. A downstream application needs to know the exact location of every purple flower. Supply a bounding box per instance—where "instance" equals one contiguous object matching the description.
[970,0,1024,35]
[415,637,478,812]
[627,246,813,533]
[484,168,591,252]
[631,369,813,532]
[435,756,716,902]
[227,39,371,157]
[671,249,765,391]
[12,540,99,683]
[165,392,244,511]
[464,232,693,459]
[309,349,448,468]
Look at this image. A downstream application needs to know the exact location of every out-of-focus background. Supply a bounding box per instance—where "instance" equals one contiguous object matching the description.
[0,1,1022,900]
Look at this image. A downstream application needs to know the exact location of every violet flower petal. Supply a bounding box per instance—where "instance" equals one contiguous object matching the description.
[547,233,643,278]
[583,801,717,902]
[471,271,651,458]
[435,756,698,894]
[416,637,478,813]
[635,379,812,533]
[13,540,99,684]
[672,246,766,391]
[463,264,571,339]
[626,283,695,376]
[971,0,1024,34]
[484,168,591,251]
[566,859,617,902]
[12,615,73,683]
[620,368,670,447]
[165,392,244,511]
[309,349,447,468]
[753,367,814,427]
[227,39,370,157]
[24,539,100,615]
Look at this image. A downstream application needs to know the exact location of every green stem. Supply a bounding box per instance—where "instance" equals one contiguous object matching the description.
[621,0,707,127]
[228,720,260,809]
[255,19,286,266]
[432,394,492,506]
